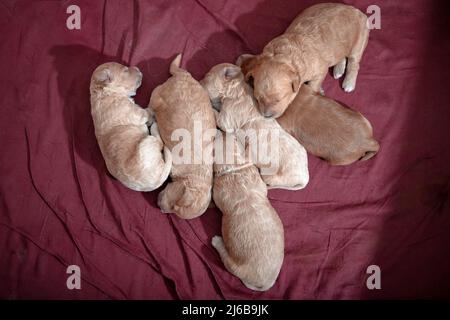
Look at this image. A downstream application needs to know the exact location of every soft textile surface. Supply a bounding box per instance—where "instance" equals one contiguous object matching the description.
[1,0,449,299]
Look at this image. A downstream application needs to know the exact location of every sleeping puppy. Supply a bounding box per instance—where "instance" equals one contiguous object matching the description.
[238,3,369,118]
[277,85,380,165]
[90,62,172,191]
[149,54,216,219]
[212,131,284,291]
[201,63,309,190]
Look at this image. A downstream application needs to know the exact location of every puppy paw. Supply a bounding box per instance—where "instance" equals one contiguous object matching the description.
[342,79,355,93]
[333,70,344,79]
[333,58,346,79]
[333,66,345,79]
[211,235,224,248]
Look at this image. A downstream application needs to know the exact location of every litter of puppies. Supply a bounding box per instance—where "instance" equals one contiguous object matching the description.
[90,3,379,291]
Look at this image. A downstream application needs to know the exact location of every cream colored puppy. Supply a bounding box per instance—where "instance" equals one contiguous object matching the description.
[201,63,309,190]
[239,3,369,118]
[149,54,216,219]
[212,131,284,291]
[90,62,171,191]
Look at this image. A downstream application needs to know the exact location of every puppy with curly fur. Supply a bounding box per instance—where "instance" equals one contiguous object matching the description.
[212,131,284,291]
[201,63,309,190]
[149,54,216,219]
[90,62,171,191]
[239,3,369,118]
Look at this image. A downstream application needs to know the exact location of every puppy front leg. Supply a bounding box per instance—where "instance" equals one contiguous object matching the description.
[215,112,235,133]
[333,58,347,79]
[215,101,238,133]
[342,57,360,93]
[308,69,327,95]
[343,27,369,93]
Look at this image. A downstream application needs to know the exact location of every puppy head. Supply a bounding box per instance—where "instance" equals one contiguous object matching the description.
[200,63,243,111]
[244,57,300,118]
[90,62,143,96]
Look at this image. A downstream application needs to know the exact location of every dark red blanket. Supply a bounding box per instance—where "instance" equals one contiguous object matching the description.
[1,0,449,299]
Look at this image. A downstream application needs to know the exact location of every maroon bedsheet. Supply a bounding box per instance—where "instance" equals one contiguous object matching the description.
[1,0,449,299]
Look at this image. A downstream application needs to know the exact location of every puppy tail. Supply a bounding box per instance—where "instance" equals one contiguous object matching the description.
[133,137,172,191]
[360,139,380,161]
[169,53,183,76]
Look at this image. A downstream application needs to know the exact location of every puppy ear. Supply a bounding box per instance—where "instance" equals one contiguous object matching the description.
[94,68,113,84]
[236,54,255,67]
[224,65,241,80]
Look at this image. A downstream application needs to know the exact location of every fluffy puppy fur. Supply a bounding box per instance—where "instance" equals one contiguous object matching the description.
[90,62,172,191]
[201,63,309,190]
[277,85,380,165]
[149,54,216,219]
[212,131,284,291]
[239,3,369,118]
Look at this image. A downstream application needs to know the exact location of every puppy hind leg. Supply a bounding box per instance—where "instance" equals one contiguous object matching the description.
[211,236,242,277]
[333,58,347,79]
[147,123,164,153]
[342,27,369,93]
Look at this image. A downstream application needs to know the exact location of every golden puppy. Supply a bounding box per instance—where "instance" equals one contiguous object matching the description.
[90,62,172,191]
[201,63,309,190]
[212,131,284,291]
[277,85,380,165]
[149,54,216,219]
[239,3,369,118]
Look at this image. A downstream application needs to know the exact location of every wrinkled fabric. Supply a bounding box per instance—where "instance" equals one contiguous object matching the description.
[0,0,449,299]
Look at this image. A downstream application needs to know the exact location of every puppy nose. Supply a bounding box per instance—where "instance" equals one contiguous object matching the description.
[131,66,142,76]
